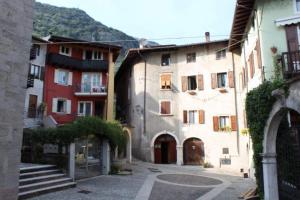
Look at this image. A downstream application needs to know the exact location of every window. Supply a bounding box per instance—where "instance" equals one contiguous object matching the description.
[81,73,103,93]
[60,45,71,56]
[216,49,226,60]
[27,95,37,118]
[188,76,197,90]
[84,50,103,60]
[58,70,69,85]
[188,110,197,124]
[93,51,103,60]
[161,54,170,66]
[160,101,171,115]
[160,74,172,90]
[183,110,205,124]
[296,0,300,12]
[78,102,92,116]
[217,73,227,88]
[219,116,229,130]
[186,53,196,63]
[57,99,67,113]
[30,64,41,79]
[52,98,71,114]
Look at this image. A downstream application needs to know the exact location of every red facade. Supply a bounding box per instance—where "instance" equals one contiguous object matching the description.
[44,36,119,125]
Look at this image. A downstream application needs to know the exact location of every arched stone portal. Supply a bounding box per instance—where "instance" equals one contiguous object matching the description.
[152,133,177,164]
[263,81,300,200]
[123,127,132,163]
[183,138,204,165]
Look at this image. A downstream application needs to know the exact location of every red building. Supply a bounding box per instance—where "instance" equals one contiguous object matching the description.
[44,35,121,125]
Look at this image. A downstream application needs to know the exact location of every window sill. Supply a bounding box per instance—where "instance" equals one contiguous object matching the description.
[159,114,173,117]
[160,89,172,91]
[56,83,70,86]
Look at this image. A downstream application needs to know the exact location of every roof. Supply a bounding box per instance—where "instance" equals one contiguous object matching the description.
[32,35,49,43]
[45,35,122,50]
[228,0,255,51]
[116,39,229,80]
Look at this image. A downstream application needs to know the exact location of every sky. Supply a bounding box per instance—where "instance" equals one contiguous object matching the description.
[36,0,237,45]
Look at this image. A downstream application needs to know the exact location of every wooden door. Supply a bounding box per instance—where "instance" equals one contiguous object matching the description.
[183,138,204,165]
[28,95,38,118]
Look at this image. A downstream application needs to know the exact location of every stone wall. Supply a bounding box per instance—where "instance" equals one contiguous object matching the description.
[0,0,34,199]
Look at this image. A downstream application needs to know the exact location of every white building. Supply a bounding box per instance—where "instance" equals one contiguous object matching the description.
[24,36,48,128]
[116,34,251,174]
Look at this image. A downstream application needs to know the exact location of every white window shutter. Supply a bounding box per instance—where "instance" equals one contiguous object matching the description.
[68,72,73,85]
[66,100,72,114]
[54,69,59,83]
[52,98,58,113]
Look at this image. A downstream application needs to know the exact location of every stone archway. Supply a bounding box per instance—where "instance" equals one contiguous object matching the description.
[150,131,179,165]
[183,138,205,165]
[263,81,300,200]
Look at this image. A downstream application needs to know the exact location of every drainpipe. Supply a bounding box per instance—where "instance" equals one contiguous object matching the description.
[137,51,147,135]
[232,52,240,155]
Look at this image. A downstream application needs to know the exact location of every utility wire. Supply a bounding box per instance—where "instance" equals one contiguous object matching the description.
[32,33,254,45]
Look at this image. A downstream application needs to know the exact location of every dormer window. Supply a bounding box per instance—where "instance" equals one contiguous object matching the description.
[59,45,71,56]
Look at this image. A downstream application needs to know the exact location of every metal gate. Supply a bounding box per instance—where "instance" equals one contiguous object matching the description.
[277,126,300,200]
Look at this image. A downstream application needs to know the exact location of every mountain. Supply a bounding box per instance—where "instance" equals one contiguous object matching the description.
[33,2,140,53]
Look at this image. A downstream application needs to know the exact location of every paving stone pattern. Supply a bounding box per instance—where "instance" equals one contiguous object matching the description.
[149,181,212,200]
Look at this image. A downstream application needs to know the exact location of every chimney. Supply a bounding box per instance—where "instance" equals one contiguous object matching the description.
[205,32,210,42]
[139,38,147,49]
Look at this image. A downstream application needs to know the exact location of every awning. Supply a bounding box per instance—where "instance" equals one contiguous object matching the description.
[275,15,300,27]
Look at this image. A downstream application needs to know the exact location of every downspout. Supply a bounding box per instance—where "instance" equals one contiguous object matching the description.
[232,52,240,155]
[137,51,147,135]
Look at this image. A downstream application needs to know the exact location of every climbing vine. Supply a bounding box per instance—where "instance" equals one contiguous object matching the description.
[245,80,287,198]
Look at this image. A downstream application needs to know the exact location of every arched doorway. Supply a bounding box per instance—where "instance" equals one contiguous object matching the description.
[154,134,177,164]
[183,138,204,165]
[263,82,300,200]
[276,110,300,200]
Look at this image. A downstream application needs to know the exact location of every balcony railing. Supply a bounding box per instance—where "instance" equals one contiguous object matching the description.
[27,74,34,88]
[46,53,108,71]
[282,51,300,79]
[74,83,107,96]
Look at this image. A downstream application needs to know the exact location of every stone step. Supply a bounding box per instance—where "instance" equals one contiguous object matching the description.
[20,169,61,179]
[18,182,76,200]
[19,174,65,186]
[19,177,73,193]
[20,165,56,173]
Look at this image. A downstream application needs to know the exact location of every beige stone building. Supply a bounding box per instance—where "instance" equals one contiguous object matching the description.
[116,34,251,174]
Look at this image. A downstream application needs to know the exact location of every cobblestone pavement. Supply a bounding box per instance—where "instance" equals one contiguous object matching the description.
[29,160,255,200]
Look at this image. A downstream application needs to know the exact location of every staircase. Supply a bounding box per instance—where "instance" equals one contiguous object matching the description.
[19,164,76,199]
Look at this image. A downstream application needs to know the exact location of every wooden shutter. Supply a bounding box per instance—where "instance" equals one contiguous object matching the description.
[249,52,254,79]
[198,110,205,124]
[181,76,188,92]
[213,116,219,131]
[52,98,57,113]
[197,74,204,90]
[161,101,170,114]
[255,40,262,69]
[54,69,59,83]
[285,25,299,52]
[211,73,217,89]
[231,115,237,131]
[40,67,45,81]
[68,72,73,85]
[183,110,187,123]
[228,71,234,88]
[66,100,72,114]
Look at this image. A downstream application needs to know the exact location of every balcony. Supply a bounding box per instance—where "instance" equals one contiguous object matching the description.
[74,83,107,96]
[282,51,300,79]
[46,53,108,71]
